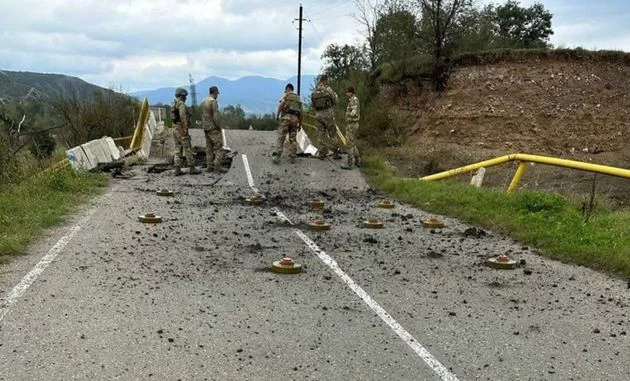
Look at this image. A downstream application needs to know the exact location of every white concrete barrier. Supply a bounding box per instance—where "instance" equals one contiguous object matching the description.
[66,110,158,170]
[66,136,127,171]
[297,129,318,156]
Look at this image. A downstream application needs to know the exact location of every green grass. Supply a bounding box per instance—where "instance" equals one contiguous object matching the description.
[376,47,630,84]
[364,158,630,278]
[0,170,108,261]
[452,47,630,67]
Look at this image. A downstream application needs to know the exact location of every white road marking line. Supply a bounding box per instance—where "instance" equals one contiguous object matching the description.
[222,129,230,150]
[239,156,459,380]
[0,209,96,323]
[293,227,459,381]
[241,154,260,194]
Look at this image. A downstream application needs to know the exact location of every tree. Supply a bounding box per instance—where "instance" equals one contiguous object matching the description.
[355,0,413,69]
[451,4,497,52]
[373,9,421,66]
[51,90,138,148]
[354,0,382,70]
[417,0,469,60]
[221,105,247,129]
[321,43,369,82]
[246,114,278,131]
[493,1,553,48]
[417,0,470,89]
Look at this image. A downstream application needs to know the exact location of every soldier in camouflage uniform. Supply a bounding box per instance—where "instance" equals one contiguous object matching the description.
[341,86,360,170]
[273,83,303,164]
[310,75,340,160]
[201,86,227,173]
[172,87,201,176]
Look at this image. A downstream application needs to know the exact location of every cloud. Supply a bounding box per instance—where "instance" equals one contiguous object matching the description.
[0,0,362,90]
[2,0,628,91]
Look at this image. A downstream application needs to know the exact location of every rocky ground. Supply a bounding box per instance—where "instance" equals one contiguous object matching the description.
[0,129,627,380]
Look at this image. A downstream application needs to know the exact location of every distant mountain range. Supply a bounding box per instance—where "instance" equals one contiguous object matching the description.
[0,70,318,116]
[130,75,318,115]
[0,70,115,103]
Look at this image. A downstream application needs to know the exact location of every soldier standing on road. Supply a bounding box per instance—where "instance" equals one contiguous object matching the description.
[273,83,303,165]
[172,87,201,176]
[201,86,227,173]
[341,86,361,170]
[310,74,340,160]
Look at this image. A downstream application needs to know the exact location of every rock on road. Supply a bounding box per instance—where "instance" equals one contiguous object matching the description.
[0,129,628,380]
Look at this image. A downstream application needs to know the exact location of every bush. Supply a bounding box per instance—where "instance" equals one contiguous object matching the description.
[52,90,139,148]
[29,130,56,159]
[356,101,406,147]
[0,131,20,186]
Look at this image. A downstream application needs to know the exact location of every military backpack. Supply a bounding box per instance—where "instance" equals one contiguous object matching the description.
[284,93,302,116]
[171,101,181,123]
[311,87,332,111]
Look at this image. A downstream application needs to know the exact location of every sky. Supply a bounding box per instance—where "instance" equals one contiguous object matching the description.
[1,0,629,92]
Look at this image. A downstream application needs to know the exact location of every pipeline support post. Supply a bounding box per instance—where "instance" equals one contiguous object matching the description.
[507,161,528,193]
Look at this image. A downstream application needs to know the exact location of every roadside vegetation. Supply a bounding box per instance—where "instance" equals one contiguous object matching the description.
[0,87,135,260]
[364,158,630,277]
[0,170,107,262]
[154,102,279,131]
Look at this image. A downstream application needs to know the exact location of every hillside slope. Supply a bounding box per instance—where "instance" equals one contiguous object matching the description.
[381,52,630,202]
[0,70,114,103]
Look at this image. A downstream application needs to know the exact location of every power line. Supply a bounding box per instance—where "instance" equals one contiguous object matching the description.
[309,12,353,22]
[307,20,325,45]
[306,0,354,18]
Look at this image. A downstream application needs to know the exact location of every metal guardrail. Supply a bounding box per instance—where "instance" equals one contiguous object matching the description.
[420,153,630,192]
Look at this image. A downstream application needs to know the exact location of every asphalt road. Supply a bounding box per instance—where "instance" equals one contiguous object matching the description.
[0,129,628,380]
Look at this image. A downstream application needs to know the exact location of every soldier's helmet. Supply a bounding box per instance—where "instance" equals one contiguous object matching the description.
[175,87,188,97]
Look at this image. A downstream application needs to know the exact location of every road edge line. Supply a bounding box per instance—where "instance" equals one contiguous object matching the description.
[0,208,96,323]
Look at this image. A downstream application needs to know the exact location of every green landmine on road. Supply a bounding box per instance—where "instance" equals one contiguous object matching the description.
[364,158,630,278]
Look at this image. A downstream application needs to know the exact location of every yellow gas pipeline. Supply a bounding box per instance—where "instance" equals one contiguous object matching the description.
[420,153,630,192]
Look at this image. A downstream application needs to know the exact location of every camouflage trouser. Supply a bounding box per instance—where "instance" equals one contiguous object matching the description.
[173,124,194,167]
[315,109,338,159]
[345,121,359,164]
[276,115,299,157]
[204,128,224,169]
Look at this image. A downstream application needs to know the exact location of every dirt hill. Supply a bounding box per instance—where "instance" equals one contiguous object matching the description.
[380,50,630,204]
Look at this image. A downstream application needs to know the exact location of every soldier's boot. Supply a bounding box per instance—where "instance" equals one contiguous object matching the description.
[205,166,214,173]
[289,156,296,164]
[272,154,281,165]
[214,165,228,174]
[341,159,353,170]
[174,166,183,176]
[188,166,202,175]
[332,149,342,160]
[354,156,362,167]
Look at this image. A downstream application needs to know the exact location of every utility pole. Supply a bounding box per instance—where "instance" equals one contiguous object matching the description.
[295,4,305,96]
